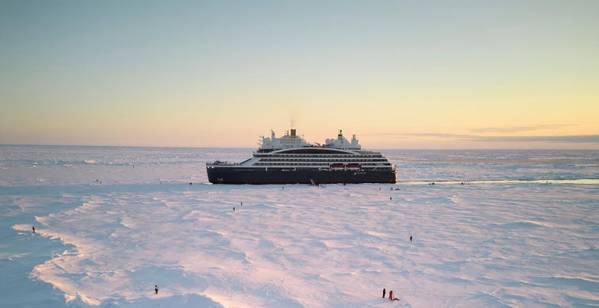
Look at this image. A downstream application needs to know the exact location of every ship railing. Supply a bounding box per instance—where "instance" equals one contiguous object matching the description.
[254,153,382,158]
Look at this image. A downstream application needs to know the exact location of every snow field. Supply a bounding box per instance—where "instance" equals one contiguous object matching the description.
[14,183,599,307]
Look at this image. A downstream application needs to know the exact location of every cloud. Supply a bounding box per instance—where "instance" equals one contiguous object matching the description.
[469,124,574,134]
[374,133,599,144]
[472,135,599,143]
[400,133,474,139]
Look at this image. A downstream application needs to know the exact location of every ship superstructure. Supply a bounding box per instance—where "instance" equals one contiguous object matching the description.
[207,129,396,184]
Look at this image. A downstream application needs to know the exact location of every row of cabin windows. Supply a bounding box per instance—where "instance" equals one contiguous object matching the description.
[254,154,382,158]
[254,162,391,166]
[256,162,387,165]
[259,157,388,161]
[258,158,388,162]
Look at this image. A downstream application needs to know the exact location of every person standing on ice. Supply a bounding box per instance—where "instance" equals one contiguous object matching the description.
[155,285,158,295]
[32,226,35,234]
[382,288,386,298]
[389,290,399,301]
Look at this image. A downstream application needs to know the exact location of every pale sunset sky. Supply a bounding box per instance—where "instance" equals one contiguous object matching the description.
[1,0,598,149]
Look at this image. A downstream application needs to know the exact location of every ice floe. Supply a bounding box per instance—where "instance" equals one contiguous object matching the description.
[1,146,598,307]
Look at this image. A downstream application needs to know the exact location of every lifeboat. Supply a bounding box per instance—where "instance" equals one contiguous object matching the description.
[346,163,361,170]
[330,163,345,170]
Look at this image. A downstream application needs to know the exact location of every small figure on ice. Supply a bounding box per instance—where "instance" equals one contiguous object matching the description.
[382,288,386,298]
[32,226,35,234]
[154,285,159,295]
[410,235,412,242]
[388,290,399,301]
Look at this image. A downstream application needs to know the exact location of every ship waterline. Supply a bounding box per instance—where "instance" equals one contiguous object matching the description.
[207,129,396,184]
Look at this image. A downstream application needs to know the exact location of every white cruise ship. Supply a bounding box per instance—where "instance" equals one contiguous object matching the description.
[207,129,396,184]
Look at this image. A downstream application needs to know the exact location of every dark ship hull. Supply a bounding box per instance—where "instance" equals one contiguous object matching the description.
[207,167,396,184]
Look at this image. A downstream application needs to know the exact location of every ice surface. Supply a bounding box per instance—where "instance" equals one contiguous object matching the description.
[1,146,598,307]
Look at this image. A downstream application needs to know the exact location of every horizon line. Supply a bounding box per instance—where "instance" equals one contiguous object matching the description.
[1,143,598,151]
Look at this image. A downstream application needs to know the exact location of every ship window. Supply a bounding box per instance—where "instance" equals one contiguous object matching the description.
[275,148,353,155]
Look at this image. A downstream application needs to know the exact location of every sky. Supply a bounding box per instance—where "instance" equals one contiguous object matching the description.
[1,0,598,149]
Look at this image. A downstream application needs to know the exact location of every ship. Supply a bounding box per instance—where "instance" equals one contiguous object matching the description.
[206,129,396,184]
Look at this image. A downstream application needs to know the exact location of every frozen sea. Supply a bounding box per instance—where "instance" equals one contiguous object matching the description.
[1,145,598,307]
